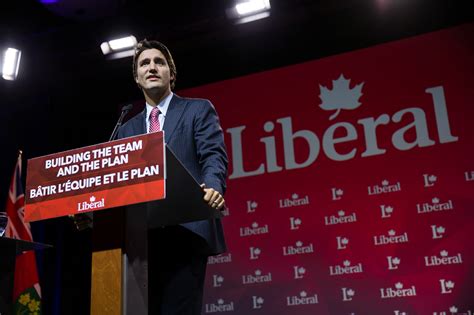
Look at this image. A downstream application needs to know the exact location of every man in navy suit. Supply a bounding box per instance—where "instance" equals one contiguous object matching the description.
[117,39,228,314]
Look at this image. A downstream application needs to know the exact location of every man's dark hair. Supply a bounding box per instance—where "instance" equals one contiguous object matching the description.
[133,39,177,89]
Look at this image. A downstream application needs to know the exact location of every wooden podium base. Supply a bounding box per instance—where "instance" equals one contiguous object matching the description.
[90,208,125,315]
[91,248,122,315]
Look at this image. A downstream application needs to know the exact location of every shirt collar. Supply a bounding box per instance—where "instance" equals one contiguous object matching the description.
[145,92,173,119]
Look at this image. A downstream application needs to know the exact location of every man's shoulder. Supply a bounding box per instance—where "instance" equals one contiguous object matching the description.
[173,94,212,108]
[122,110,143,128]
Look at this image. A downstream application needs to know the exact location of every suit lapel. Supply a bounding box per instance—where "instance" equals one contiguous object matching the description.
[163,94,186,143]
[134,108,147,135]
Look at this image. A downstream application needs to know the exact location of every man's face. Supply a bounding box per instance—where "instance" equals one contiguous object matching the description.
[135,48,173,92]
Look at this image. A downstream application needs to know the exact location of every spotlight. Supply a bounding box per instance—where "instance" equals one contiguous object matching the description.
[1,48,22,81]
[100,35,137,59]
[235,0,270,16]
[227,0,271,24]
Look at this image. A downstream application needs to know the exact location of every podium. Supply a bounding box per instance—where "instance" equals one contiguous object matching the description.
[23,131,221,314]
[0,237,51,315]
[90,146,221,315]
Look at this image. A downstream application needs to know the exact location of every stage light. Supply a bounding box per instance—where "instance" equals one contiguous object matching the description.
[235,0,271,16]
[2,48,22,81]
[227,0,271,24]
[100,35,137,58]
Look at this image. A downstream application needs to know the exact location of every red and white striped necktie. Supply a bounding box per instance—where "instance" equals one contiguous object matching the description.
[149,107,161,133]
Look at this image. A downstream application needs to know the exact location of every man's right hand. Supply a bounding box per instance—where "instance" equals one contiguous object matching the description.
[69,213,93,231]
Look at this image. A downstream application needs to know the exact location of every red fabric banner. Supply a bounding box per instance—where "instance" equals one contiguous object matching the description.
[180,23,474,314]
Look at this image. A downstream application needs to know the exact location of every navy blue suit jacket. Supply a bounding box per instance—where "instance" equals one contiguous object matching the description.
[117,94,228,255]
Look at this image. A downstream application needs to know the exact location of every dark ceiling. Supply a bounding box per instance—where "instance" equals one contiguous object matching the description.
[0,0,473,199]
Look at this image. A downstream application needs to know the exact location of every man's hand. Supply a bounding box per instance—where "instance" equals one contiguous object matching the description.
[201,184,225,210]
[68,213,93,231]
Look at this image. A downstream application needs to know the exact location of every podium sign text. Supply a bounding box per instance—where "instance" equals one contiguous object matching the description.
[24,132,165,222]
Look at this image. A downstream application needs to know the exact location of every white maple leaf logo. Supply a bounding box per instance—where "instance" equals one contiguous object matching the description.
[347,289,355,296]
[294,218,302,225]
[341,237,349,245]
[292,193,299,199]
[428,175,437,182]
[319,74,364,120]
[336,189,344,196]
[90,196,96,202]
[436,226,445,234]
[440,250,448,257]
[385,206,394,213]
[251,222,259,228]
[382,180,389,186]
[432,197,440,204]
[395,282,403,289]
[217,276,224,282]
[298,267,306,274]
[250,201,258,209]
[256,297,264,304]
[296,241,303,247]
[300,291,307,297]
[217,299,224,305]
[392,257,400,264]
[388,229,396,236]
[445,280,455,289]
[255,269,262,276]
[343,260,351,267]
[450,306,458,313]
[338,210,345,217]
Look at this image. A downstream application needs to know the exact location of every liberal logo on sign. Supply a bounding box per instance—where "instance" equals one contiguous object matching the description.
[387,256,401,270]
[289,217,302,230]
[329,260,363,276]
[242,269,272,285]
[246,200,258,213]
[318,74,364,120]
[424,250,463,267]
[423,174,437,187]
[282,241,314,256]
[293,266,306,279]
[439,279,455,294]
[336,236,349,250]
[279,193,310,208]
[368,180,401,196]
[252,296,264,309]
[204,299,234,313]
[374,229,409,246]
[341,287,355,302]
[77,196,105,212]
[380,282,417,299]
[286,291,319,306]
[380,205,395,219]
[431,225,446,239]
[324,210,357,226]
[416,197,454,214]
[239,222,269,237]
[207,253,232,265]
[212,275,224,288]
[331,187,344,200]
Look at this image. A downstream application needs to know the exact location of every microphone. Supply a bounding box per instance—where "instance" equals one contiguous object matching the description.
[109,104,133,141]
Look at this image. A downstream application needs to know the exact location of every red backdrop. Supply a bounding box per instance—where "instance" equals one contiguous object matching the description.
[180,23,474,314]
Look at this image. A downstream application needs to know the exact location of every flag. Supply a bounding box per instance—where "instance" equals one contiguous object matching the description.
[5,151,42,315]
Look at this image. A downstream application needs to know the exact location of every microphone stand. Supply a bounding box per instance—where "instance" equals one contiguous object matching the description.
[109,104,133,141]
[72,103,134,231]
